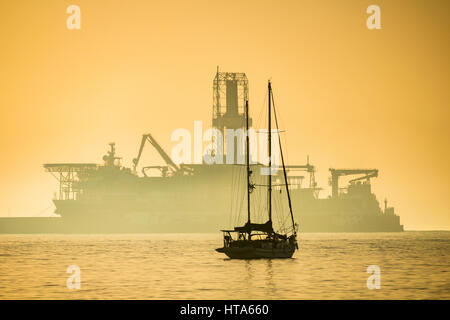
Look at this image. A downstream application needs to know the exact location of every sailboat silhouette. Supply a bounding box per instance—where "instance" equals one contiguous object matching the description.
[216,81,298,259]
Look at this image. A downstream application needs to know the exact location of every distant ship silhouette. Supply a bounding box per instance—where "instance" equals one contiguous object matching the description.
[0,68,403,233]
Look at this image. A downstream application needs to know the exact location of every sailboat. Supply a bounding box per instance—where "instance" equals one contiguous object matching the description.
[216,81,298,259]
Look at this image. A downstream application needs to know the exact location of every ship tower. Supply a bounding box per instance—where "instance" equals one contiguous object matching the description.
[212,67,251,163]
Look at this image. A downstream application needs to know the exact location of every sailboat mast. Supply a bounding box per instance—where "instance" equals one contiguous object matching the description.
[268,81,272,223]
[245,101,251,225]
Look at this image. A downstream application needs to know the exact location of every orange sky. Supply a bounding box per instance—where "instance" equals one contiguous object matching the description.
[0,0,449,229]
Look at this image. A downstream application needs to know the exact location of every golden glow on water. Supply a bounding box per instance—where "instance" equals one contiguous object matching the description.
[0,0,449,230]
[0,232,449,299]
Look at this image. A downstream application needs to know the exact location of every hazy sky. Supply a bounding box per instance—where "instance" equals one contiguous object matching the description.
[0,0,448,229]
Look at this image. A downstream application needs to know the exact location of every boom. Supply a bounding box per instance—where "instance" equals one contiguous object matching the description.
[329,168,378,198]
[133,134,180,174]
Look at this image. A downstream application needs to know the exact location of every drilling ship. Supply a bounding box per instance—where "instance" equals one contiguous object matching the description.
[0,70,403,233]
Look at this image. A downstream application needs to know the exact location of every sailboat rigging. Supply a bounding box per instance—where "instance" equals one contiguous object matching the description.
[216,81,298,259]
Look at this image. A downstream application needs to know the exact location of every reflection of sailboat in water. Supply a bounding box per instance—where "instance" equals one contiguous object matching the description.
[243,260,277,298]
[216,81,298,259]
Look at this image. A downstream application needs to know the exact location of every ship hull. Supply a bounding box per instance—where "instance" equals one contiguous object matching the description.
[0,200,404,233]
[0,211,403,234]
[0,164,404,233]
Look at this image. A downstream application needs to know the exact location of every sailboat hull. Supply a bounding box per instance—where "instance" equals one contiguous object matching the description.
[216,246,295,259]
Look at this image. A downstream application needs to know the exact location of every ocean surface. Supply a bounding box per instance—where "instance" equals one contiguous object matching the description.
[0,231,449,299]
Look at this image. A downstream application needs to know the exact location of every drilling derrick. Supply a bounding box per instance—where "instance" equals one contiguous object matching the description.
[212,68,251,163]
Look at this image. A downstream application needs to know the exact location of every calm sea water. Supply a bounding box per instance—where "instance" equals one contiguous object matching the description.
[0,231,449,299]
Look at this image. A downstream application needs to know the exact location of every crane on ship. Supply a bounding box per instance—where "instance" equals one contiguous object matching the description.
[329,168,378,199]
[132,133,191,177]
[285,156,318,188]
